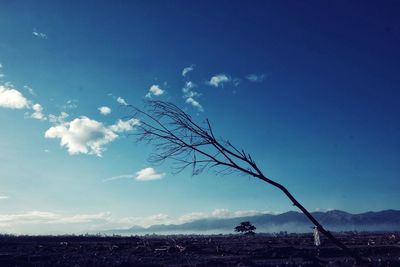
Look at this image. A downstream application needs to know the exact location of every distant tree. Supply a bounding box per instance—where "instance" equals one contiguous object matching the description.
[235,221,256,235]
[131,100,364,263]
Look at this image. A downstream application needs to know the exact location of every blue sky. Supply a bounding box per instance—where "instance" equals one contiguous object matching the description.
[0,1,399,234]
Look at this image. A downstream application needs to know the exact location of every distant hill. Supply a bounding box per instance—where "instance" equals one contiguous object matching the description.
[105,210,400,235]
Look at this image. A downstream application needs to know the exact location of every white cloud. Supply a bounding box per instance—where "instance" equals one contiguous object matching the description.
[45,116,118,156]
[246,73,266,82]
[135,167,165,181]
[31,103,46,120]
[182,65,194,77]
[32,30,47,39]
[208,74,230,87]
[109,118,140,133]
[145,84,164,98]
[0,85,30,109]
[45,116,140,156]
[182,81,203,112]
[117,96,128,105]
[0,196,9,200]
[98,106,111,115]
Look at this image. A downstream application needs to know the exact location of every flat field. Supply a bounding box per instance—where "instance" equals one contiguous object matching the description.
[0,232,399,266]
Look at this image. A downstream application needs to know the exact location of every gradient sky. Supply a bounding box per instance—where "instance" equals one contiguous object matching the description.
[0,1,399,234]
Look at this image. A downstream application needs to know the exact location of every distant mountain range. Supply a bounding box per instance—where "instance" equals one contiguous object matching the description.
[105,210,400,235]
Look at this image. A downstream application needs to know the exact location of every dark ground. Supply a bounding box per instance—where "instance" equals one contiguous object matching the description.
[0,232,399,266]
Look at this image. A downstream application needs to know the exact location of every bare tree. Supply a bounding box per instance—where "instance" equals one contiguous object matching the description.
[131,100,364,263]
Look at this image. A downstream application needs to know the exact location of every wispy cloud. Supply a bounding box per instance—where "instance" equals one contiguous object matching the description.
[0,196,9,200]
[98,106,111,115]
[135,167,165,181]
[117,96,128,106]
[233,78,242,87]
[145,84,165,98]
[246,73,266,82]
[48,112,69,124]
[32,30,47,39]
[109,118,140,133]
[185,97,203,112]
[102,174,134,182]
[0,85,30,109]
[0,63,4,78]
[63,99,78,110]
[182,65,195,77]
[182,81,203,111]
[208,74,231,87]
[104,167,165,182]
[24,85,36,96]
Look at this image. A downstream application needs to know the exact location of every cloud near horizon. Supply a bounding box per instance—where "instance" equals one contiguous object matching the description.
[177,209,268,224]
[0,208,273,234]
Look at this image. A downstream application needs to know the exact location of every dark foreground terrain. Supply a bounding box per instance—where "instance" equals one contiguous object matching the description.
[0,232,399,266]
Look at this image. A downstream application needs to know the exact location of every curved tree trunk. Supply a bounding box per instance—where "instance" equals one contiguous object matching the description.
[257,174,365,264]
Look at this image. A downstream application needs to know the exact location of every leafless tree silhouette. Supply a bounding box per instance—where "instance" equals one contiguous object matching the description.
[131,100,364,263]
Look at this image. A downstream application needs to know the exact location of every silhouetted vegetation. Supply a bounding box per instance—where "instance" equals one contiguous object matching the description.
[234,221,256,235]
